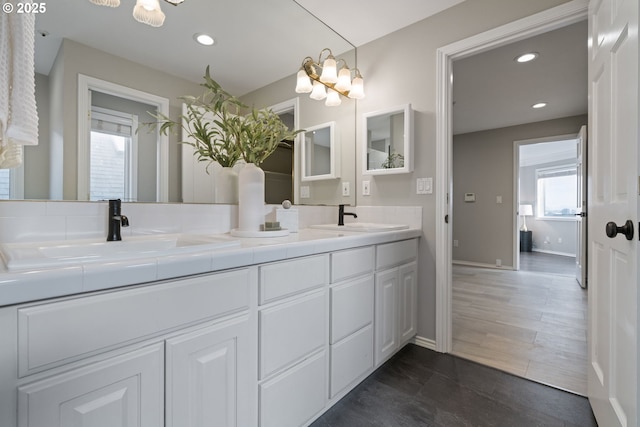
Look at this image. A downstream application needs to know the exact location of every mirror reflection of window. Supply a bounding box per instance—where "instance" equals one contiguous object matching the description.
[0,170,9,199]
[89,107,138,201]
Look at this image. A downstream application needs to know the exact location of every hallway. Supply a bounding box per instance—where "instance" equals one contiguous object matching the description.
[451,256,587,395]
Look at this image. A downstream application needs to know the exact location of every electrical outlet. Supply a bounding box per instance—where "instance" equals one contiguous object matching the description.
[453,239,459,247]
[362,180,371,196]
[342,182,350,197]
[300,186,310,198]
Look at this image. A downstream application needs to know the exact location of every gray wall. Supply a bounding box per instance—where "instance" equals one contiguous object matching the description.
[353,0,575,341]
[23,73,50,199]
[452,115,586,267]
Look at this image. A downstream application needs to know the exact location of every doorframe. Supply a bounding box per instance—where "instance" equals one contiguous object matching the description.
[434,0,588,352]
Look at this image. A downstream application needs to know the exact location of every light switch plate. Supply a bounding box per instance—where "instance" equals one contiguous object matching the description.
[300,186,310,198]
[362,180,371,196]
[342,182,350,197]
[417,177,433,195]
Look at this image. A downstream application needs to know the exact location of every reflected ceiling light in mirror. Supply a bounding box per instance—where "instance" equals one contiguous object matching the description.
[516,52,539,63]
[89,0,187,27]
[295,48,365,106]
[194,33,215,46]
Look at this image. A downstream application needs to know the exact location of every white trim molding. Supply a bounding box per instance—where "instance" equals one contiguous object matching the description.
[77,75,170,202]
[435,0,588,354]
[412,335,437,351]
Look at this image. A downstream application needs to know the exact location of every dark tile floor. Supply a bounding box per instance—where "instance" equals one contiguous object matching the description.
[311,344,597,427]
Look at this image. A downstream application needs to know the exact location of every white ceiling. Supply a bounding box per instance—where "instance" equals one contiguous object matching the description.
[34,1,587,134]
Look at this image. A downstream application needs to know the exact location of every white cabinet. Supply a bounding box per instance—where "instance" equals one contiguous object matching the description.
[257,255,329,427]
[374,240,418,367]
[18,343,164,427]
[166,314,255,427]
[12,268,256,427]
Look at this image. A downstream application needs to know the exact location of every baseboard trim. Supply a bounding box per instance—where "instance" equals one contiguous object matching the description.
[532,249,576,257]
[412,335,437,351]
[452,260,513,270]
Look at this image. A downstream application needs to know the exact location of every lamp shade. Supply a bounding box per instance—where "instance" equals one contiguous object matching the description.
[519,204,533,216]
[319,55,338,84]
[295,69,313,93]
[133,0,165,27]
[334,67,352,93]
[325,90,342,107]
[90,0,120,6]
[348,75,365,99]
[310,81,327,100]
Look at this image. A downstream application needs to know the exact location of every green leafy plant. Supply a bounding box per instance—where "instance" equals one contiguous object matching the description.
[381,151,405,169]
[142,66,302,169]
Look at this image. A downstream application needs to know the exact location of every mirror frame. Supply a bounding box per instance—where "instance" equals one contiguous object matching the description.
[300,121,340,182]
[362,103,413,176]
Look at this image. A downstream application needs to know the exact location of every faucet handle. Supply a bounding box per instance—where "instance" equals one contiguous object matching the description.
[120,215,130,227]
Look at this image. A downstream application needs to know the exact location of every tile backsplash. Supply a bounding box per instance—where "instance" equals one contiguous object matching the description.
[0,201,422,244]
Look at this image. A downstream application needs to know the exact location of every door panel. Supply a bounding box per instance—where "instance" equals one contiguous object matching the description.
[587,0,638,425]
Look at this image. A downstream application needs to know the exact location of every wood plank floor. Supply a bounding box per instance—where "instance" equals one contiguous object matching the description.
[452,254,588,396]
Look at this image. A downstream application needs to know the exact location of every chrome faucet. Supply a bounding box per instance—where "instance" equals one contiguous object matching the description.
[107,199,129,241]
[338,204,357,226]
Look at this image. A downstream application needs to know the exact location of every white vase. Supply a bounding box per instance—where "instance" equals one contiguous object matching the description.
[215,167,238,204]
[238,163,266,231]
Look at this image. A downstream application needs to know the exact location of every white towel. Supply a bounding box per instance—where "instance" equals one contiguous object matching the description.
[0,1,39,168]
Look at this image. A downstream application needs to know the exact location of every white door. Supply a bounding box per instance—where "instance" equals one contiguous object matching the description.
[575,125,587,288]
[587,0,638,425]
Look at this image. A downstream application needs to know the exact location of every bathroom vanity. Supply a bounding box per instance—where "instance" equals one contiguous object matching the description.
[0,227,420,427]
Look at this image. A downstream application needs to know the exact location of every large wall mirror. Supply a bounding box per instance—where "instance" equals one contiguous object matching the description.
[3,0,357,206]
[363,104,413,176]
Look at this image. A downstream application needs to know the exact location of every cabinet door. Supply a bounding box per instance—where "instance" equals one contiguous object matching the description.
[166,314,256,427]
[398,262,417,344]
[374,268,398,367]
[18,343,164,427]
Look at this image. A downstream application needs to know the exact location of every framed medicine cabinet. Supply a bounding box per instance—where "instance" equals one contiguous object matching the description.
[301,121,340,181]
[363,104,413,175]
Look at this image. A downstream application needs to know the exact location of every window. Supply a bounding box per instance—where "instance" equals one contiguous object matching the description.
[536,165,577,218]
[0,169,9,199]
[89,107,138,201]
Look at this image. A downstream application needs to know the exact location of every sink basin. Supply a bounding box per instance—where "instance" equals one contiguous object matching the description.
[0,234,240,271]
[310,223,409,233]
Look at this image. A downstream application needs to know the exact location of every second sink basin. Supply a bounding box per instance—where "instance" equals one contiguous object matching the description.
[1,234,240,271]
[310,223,409,232]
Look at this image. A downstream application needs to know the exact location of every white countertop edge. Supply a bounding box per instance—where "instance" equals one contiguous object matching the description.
[0,228,422,307]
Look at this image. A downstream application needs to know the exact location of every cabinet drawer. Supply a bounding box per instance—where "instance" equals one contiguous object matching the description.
[330,275,374,344]
[330,246,374,283]
[330,325,373,398]
[376,239,418,270]
[259,255,328,305]
[259,350,327,427]
[259,290,326,379]
[18,269,250,376]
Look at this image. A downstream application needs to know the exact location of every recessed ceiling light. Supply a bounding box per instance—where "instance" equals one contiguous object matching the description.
[516,52,538,63]
[532,102,547,109]
[194,33,215,46]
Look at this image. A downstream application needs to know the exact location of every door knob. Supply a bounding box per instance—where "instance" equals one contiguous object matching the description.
[605,220,634,240]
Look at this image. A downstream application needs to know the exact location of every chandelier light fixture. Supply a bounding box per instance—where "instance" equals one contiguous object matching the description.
[89,0,185,27]
[296,48,365,106]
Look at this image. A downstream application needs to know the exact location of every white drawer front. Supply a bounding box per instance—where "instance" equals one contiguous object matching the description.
[330,325,373,398]
[330,246,374,283]
[330,275,374,344]
[376,239,418,270]
[259,350,327,427]
[259,255,328,305]
[18,269,250,376]
[259,290,326,379]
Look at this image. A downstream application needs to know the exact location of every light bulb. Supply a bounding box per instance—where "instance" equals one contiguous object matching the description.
[133,0,165,27]
[348,75,365,99]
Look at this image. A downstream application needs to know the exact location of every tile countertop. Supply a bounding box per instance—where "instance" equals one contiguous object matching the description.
[0,228,422,307]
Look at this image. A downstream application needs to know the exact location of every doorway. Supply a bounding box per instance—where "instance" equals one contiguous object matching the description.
[435,0,589,394]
